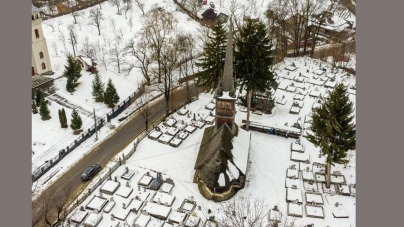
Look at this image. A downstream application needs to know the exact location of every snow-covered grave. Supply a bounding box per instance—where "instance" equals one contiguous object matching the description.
[331,174,346,184]
[293,75,305,83]
[268,208,282,223]
[180,200,196,212]
[292,100,304,108]
[167,127,180,136]
[185,215,200,227]
[289,106,301,114]
[305,205,325,219]
[138,175,153,187]
[134,213,151,227]
[195,120,206,128]
[160,183,174,194]
[277,82,289,90]
[169,138,182,148]
[163,223,174,227]
[304,114,313,123]
[291,142,305,153]
[205,102,215,110]
[204,115,215,124]
[168,210,187,224]
[184,125,196,134]
[307,78,326,86]
[324,80,337,88]
[299,162,311,172]
[147,218,164,227]
[285,178,300,189]
[149,130,163,141]
[177,131,189,140]
[85,196,109,211]
[302,171,314,181]
[177,108,189,116]
[116,186,133,198]
[111,204,132,221]
[133,190,152,202]
[127,199,143,213]
[143,202,172,220]
[286,168,299,179]
[322,183,338,195]
[286,188,303,203]
[83,212,103,227]
[326,73,336,79]
[315,174,326,183]
[294,82,307,89]
[276,96,287,105]
[153,191,176,206]
[309,89,322,97]
[304,181,318,192]
[103,199,115,213]
[175,121,186,130]
[331,203,350,218]
[298,89,309,96]
[286,86,297,93]
[203,220,218,227]
[339,184,351,196]
[313,69,326,76]
[158,134,174,144]
[121,170,135,180]
[165,119,177,127]
[285,65,298,71]
[305,192,324,205]
[287,203,303,217]
[69,209,89,224]
[158,125,169,134]
[100,180,120,195]
[294,94,305,101]
[290,151,310,163]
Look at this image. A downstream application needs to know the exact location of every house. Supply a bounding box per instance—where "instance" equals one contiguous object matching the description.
[198,7,228,25]
[75,55,97,73]
[193,22,250,202]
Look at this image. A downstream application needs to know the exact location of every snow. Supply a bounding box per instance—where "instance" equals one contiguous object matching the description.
[285,65,297,71]
[306,205,325,218]
[83,212,103,227]
[135,213,151,227]
[178,108,189,115]
[331,175,346,184]
[291,151,310,162]
[288,203,303,217]
[128,199,143,212]
[218,173,225,187]
[286,168,299,179]
[306,193,324,204]
[153,192,176,206]
[133,190,152,202]
[167,127,180,136]
[332,205,349,218]
[231,127,250,175]
[218,91,236,100]
[85,196,108,211]
[204,115,215,124]
[149,130,163,140]
[286,188,303,203]
[139,175,153,187]
[143,202,172,219]
[100,180,120,195]
[116,186,133,198]
[291,142,304,152]
[185,215,200,226]
[182,202,195,212]
[227,160,240,179]
[158,134,174,144]
[169,210,186,223]
[285,178,300,189]
[294,94,305,101]
[289,106,301,114]
[103,201,115,213]
[160,183,174,194]
[286,86,297,92]
[177,131,189,140]
[184,125,197,133]
[165,119,177,127]
[80,56,93,66]
[69,209,88,223]
[302,171,314,181]
[206,103,215,110]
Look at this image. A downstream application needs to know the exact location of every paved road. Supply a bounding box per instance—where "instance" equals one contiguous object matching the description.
[32,83,203,227]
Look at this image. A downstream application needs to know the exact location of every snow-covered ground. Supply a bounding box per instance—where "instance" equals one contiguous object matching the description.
[60,56,356,227]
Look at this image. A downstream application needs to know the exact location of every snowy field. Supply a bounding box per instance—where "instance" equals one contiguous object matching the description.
[61,56,356,227]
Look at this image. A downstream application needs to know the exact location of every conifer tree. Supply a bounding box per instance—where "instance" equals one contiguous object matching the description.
[32,100,38,114]
[308,83,356,188]
[35,89,43,107]
[235,18,276,131]
[58,109,63,128]
[64,54,82,92]
[70,108,82,130]
[39,97,51,120]
[92,72,105,102]
[195,20,227,91]
[104,78,120,108]
[61,108,68,128]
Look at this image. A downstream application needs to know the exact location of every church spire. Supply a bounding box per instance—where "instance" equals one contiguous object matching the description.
[219,20,236,96]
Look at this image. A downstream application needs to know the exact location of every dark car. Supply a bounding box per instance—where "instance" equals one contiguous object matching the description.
[81,164,101,181]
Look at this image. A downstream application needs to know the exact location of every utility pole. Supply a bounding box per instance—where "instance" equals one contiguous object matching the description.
[93,108,98,141]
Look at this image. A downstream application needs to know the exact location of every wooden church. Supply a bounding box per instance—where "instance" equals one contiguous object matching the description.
[193,22,251,202]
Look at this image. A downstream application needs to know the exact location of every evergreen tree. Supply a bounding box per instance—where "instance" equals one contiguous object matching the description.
[61,108,68,128]
[308,83,356,188]
[64,54,82,92]
[195,20,227,91]
[104,78,120,108]
[58,109,63,128]
[70,108,82,130]
[235,18,276,131]
[39,97,51,120]
[32,100,38,114]
[92,72,105,102]
[35,89,43,107]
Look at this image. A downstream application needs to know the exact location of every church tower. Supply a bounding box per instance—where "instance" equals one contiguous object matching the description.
[215,21,237,133]
[32,5,53,76]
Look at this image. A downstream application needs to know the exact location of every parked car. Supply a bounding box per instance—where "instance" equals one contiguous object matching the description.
[81,164,101,181]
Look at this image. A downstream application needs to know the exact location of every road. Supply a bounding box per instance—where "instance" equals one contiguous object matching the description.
[32,83,203,227]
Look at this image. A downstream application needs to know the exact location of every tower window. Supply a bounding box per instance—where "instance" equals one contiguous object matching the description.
[32,15,34,20]
[39,52,44,59]
[35,29,40,39]
[42,63,46,70]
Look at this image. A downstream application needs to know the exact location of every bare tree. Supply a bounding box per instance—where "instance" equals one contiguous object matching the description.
[89,7,104,36]
[109,44,127,73]
[81,36,96,59]
[178,33,198,102]
[57,20,63,32]
[109,16,117,32]
[43,19,56,32]
[70,4,84,24]
[125,37,152,85]
[122,0,133,19]
[136,92,151,132]
[110,0,122,14]
[58,32,68,54]
[216,194,268,227]
[134,0,145,15]
[142,9,177,83]
[127,15,133,32]
[51,42,59,57]
[98,47,110,70]
[67,24,78,57]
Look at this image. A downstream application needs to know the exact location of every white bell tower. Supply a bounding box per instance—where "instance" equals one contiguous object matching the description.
[32,4,53,76]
